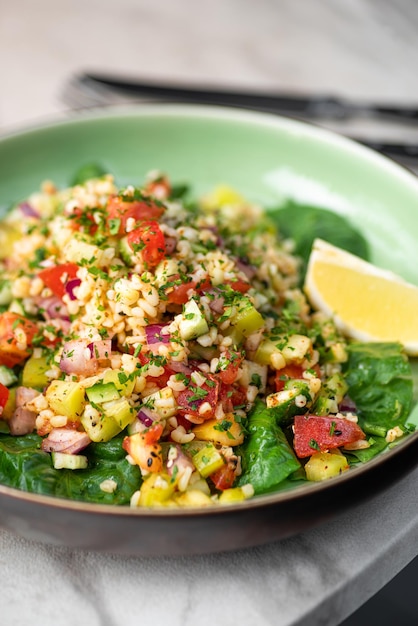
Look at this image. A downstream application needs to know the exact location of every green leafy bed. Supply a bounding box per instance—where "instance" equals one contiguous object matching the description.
[0,342,413,502]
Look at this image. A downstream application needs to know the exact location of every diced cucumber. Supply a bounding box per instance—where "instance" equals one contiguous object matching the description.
[21,355,50,389]
[238,360,267,392]
[63,238,103,265]
[9,300,25,316]
[179,298,209,340]
[0,365,18,387]
[267,380,313,426]
[101,369,135,396]
[0,280,12,306]
[314,396,339,416]
[192,444,225,478]
[313,373,348,416]
[101,397,135,430]
[81,407,121,442]
[188,342,218,361]
[51,451,88,470]
[119,236,134,266]
[45,380,86,420]
[230,299,264,338]
[86,381,120,404]
[254,338,284,366]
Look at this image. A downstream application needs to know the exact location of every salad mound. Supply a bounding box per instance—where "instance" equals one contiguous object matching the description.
[0,170,413,507]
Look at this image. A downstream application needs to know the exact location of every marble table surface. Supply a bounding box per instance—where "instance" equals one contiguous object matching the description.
[1,1,418,624]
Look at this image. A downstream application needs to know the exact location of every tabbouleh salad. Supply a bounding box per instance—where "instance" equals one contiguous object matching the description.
[0,168,413,507]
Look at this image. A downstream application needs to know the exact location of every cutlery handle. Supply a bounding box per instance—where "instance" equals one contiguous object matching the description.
[82,73,418,123]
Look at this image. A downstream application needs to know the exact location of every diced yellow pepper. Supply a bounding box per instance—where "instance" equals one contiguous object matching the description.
[192,444,225,478]
[192,415,244,446]
[21,355,50,389]
[175,489,213,507]
[138,472,176,507]
[305,452,349,481]
[2,387,16,421]
[218,484,254,504]
[45,380,86,420]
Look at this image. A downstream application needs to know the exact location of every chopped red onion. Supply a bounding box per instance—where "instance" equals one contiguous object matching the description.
[19,202,40,219]
[145,324,171,345]
[9,407,37,436]
[87,339,112,360]
[137,407,158,428]
[339,396,357,412]
[166,444,194,477]
[207,289,225,314]
[37,295,70,321]
[41,428,91,454]
[164,236,177,255]
[167,360,192,375]
[245,329,263,353]
[16,386,39,408]
[60,339,98,376]
[236,259,256,280]
[65,278,81,301]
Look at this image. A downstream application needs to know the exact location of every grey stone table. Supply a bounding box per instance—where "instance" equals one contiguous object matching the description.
[1,466,417,626]
[0,1,417,624]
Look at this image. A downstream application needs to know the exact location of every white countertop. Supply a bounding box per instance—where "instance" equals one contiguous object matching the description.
[1,1,418,624]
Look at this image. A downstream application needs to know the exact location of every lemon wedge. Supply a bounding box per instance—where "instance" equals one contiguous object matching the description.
[304,238,418,355]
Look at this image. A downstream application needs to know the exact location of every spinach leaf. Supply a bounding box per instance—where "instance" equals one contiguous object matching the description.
[344,435,389,464]
[268,202,369,282]
[0,433,58,495]
[237,400,301,494]
[343,342,413,437]
[0,432,141,505]
[71,163,107,186]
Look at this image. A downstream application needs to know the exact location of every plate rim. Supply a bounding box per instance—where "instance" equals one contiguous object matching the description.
[0,102,417,523]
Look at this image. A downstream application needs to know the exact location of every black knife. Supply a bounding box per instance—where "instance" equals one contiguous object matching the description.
[80,72,418,123]
[65,73,418,166]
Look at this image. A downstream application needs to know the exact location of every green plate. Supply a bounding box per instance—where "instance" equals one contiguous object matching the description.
[0,104,417,556]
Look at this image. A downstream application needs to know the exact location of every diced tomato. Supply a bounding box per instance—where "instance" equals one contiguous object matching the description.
[226,278,251,294]
[195,277,213,293]
[167,276,212,306]
[219,383,247,413]
[167,280,195,305]
[0,312,38,367]
[0,382,10,411]
[127,220,165,267]
[275,364,320,392]
[107,196,165,235]
[143,175,171,200]
[174,413,195,432]
[38,263,79,299]
[152,366,176,389]
[176,374,219,420]
[216,350,243,385]
[210,460,238,491]
[68,208,98,235]
[293,414,366,458]
[142,422,164,445]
